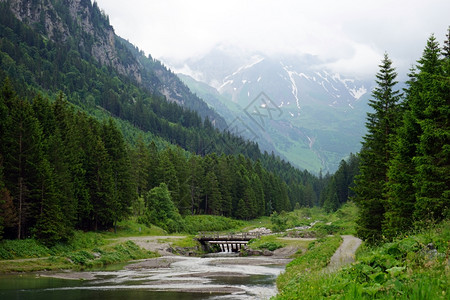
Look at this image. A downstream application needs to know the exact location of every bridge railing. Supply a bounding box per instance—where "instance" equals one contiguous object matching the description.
[197,232,261,241]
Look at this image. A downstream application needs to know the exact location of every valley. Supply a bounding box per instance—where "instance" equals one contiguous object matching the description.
[173,52,372,172]
[0,1,448,299]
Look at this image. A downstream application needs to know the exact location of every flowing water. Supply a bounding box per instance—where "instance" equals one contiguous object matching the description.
[0,256,286,300]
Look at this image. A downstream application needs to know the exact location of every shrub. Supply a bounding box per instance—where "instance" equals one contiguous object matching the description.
[258,242,283,251]
[248,235,286,251]
[69,250,95,265]
[0,239,50,259]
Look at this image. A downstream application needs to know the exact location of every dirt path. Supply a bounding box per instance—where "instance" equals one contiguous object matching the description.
[326,235,362,272]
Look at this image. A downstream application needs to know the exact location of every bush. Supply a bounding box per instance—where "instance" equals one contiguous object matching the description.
[313,223,341,235]
[69,250,95,265]
[248,235,286,251]
[258,242,283,251]
[270,211,288,232]
[0,239,50,259]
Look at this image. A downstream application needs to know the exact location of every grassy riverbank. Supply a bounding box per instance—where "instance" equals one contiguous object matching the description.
[0,229,159,272]
[274,220,449,299]
[0,204,354,273]
[0,214,246,273]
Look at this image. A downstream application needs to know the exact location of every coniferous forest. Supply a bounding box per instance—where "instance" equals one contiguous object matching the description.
[0,1,337,245]
[0,0,447,249]
[353,32,449,243]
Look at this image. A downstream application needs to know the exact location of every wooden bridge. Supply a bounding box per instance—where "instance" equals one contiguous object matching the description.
[197,232,261,253]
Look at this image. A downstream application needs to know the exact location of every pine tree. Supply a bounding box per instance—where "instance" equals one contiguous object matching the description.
[102,119,135,229]
[46,127,77,231]
[66,112,91,230]
[302,182,316,208]
[353,53,402,242]
[236,199,248,220]
[411,35,449,223]
[157,149,180,207]
[147,141,159,190]
[216,155,233,216]
[2,94,46,239]
[88,134,115,230]
[251,172,265,217]
[144,183,184,233]
[131,136,150,196]
[203,171,222,215]
[0,155,17,240]
[33,159,65,245]
[170,146,189,214]
[186,155,204,215]
[386,35,447,237]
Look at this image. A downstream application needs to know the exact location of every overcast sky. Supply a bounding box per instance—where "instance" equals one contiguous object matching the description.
[95,0,449,79]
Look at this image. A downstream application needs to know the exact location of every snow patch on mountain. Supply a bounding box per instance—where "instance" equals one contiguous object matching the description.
[348,86,367,99]
[295,72,308,80]
[281,63,301,110]
[230,55,264,77]
[320,81,329,93]
[316,71,330,83]
[331,73,368,99]
[219,79,234,91]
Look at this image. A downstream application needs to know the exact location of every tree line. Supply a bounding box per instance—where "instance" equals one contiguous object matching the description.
[353,30,449,242]
[0,0,362,245]
[0,81,327,244]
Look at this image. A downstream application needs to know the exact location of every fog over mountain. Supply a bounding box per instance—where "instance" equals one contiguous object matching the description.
[169,48,374,172]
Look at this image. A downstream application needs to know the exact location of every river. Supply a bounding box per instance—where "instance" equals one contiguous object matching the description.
[0,255,288,299]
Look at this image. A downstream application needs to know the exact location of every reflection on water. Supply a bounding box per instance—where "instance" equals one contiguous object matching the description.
[0,256,284,300]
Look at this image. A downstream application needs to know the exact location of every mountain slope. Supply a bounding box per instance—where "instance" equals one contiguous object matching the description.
[172,50,373,172]
[1,0,226,129]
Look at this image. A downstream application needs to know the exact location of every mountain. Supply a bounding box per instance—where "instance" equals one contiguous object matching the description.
[170,49,373,172]
[0,0,329,240]
[1,0,226,129]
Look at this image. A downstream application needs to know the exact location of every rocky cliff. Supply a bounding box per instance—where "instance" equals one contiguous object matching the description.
[3,0,142,83]
[1,0,226,127]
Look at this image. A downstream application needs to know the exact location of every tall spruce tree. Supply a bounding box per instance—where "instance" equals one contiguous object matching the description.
[2,94,46,239]
[102,119,135,230]
[386,35,447,236]
[353,53,402,242]
[186,155,204,215]
[131,136,150,196]
[33,159,65,245]
[411,35,449,222]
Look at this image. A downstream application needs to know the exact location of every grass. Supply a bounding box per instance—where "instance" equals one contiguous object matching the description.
[101,218,167,237]
[274,220,449,299]
[0,239,51,259]
[275,235,343,298]
[238,216,271,231]
[0,240,158,272]
[0,231,105,260]
[0,214,244,272]
[0,228,159,273]
[269,202,358,238]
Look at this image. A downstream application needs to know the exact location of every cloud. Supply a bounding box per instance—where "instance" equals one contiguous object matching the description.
[321,43,383,78]
[95,0,450,79]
